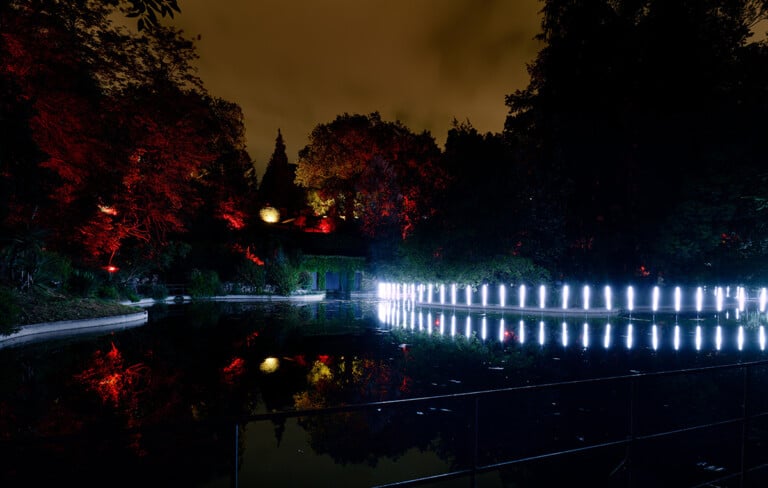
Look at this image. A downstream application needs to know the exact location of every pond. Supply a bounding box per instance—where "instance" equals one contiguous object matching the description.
[1,297,768,487]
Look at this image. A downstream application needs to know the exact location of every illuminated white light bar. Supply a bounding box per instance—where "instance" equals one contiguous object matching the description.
[583,285,590,311]
[520,285,526,309]
[738,287,746,312]
[674,286,681,313]
[500,285,506,308]
[601,285,608,311]
[760,326,765,351]
[696,286,703,313]
[539,285,546,309]
[652,286,660,313]
[627,286,634,312]
[481,284,487,307]
[427,283,433,304]
[716,287,724,312]
[466,285,471,307]
[562,285,569,310]
[440,284,445,305]
[451,283,457,305]
[761,288,767,313]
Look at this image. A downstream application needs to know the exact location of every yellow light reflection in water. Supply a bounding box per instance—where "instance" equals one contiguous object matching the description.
[259,357,280,374]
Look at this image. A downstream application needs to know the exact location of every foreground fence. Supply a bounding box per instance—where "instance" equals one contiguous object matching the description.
[237,359,768,487]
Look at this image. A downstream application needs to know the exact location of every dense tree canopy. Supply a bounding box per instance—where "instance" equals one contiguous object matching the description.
[504,0,768,283]
[295,113,447,240]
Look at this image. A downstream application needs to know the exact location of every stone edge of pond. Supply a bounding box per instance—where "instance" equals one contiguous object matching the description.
[0,311,150,348]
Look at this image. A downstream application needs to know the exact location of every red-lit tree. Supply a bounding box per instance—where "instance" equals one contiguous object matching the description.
[295,112,447,239]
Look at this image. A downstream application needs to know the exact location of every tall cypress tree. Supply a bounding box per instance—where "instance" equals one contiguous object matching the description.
[258,129,305,220]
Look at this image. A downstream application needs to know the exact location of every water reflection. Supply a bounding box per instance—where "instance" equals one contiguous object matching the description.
[378,300,768,355]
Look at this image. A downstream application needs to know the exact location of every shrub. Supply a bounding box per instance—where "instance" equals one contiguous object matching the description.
[0,287,21,336]
[235,260,266,293]
[266,259,297,296]
[66,269,99,297]
[97,284,119,300]
[188,269,223,298]
[150,284,169,300]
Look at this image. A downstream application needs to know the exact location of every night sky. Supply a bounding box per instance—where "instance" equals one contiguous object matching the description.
[166,0,543,179]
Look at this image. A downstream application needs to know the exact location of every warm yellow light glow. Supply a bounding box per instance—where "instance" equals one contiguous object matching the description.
[259,206,280,223]
[259,357,280,373]
[98,205,117,216]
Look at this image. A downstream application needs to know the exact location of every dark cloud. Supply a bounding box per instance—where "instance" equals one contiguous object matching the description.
[169,0,543,179]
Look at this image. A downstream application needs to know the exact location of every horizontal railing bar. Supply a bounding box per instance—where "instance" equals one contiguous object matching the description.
[242,359,768,423]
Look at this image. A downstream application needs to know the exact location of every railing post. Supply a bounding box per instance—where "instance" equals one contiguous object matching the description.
[234,422,239,488]
[471,396,479,488]
[740,365,750,488]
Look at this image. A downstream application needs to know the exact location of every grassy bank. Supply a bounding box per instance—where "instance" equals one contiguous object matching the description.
[12,292,142,326]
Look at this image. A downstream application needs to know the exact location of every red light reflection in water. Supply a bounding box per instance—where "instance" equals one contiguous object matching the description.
[74,342,150,454]
[221,357,245,385]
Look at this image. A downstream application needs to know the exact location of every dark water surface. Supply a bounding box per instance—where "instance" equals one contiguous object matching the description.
[1,298,768,487]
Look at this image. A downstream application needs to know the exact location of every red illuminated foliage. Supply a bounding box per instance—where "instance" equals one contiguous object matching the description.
[296,112,447,239]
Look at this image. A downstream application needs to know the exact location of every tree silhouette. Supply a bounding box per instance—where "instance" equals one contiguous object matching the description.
[258,129,305,222]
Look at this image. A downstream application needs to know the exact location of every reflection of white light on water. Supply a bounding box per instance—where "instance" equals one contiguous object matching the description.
[652,286,660,313]
[696,287,703,313]
[716,326,723,350]
[419,311,424,331]
[259,357,280,374]
[465,316,471,339]
[520,285,526,309]
[582,322,589,348]
[652,324,658,351]
[695,325,702,351]
[539,285,546,309]
[561,321,568,347]
[439,313,445,335]
[427,312,433,335]
[466,285,472,307]
[451,315,456,338]
[674,325,680,351]
[410,310,415,330]
[674,286,681,313]
[760,326,766,351]
[627,323,633,349]
[500,285,506,308]
[562,284,569,310]
[627,286,634,312]
[539,321,545,346]
[451,283,457,306]
[738,326,744,351]
[738,286,746,312]
[499,318,505,342]
[604,323,611,349]
[481,317,487,341]
[519,320,526,344]
[716,286,724,312]
[583,285,591,310]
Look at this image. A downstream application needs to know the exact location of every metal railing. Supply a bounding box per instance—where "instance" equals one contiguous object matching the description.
[236,359,768,487]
